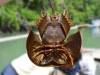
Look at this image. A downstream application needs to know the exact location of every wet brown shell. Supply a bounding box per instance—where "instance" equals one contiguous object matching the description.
[26,11,82,68]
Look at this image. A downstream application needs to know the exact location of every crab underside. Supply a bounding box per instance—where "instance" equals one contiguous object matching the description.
[26,11,82,68]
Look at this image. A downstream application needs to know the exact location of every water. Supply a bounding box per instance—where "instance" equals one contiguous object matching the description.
[96,61,100,75]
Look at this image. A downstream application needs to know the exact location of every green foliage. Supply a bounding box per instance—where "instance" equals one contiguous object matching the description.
[62,0,99,24]
[20,8,39,21]
[0,0,39,31]
[0,5,21,30]
[0,0,100,31]
[44,0,100,24]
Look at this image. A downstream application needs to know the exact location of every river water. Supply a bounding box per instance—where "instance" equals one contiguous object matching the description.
[96,61,100,75]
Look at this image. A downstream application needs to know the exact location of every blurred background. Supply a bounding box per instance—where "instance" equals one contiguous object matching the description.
[0,0,100,75]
